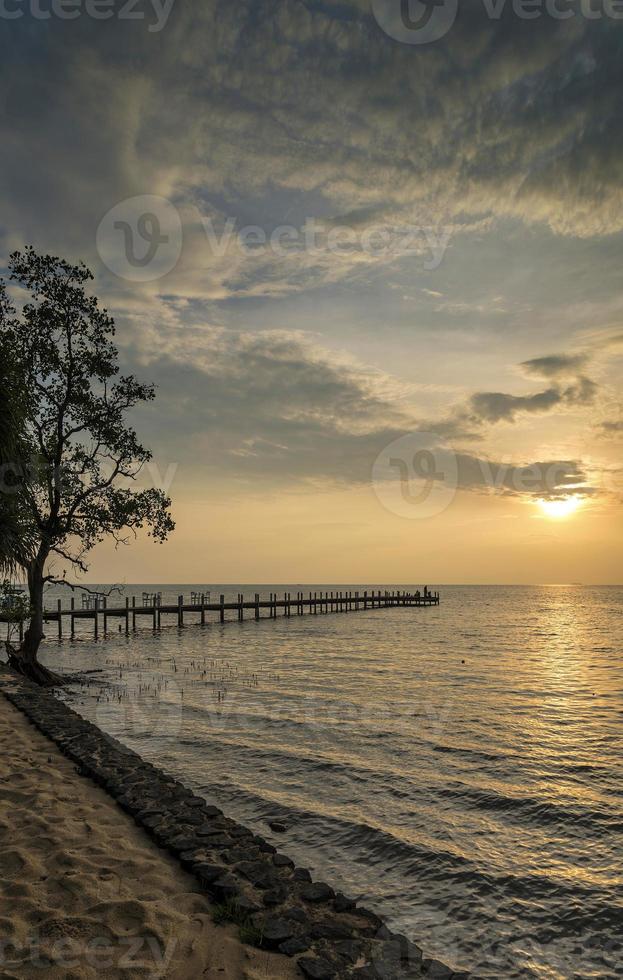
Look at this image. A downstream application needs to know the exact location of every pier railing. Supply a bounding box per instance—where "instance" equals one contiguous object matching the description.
[4,589,440,640]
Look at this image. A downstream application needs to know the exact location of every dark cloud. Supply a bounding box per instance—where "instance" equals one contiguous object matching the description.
[455,455,597,501]
[126,333,600,502]
[599,419,623,435]
[466,370,598,425]
[520,353,589,379]
[2,1,623,301]
[469,388,562,424]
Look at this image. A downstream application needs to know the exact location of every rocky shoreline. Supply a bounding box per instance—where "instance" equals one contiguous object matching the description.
[0,668,467,980]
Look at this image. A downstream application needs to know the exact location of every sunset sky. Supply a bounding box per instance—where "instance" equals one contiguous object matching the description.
[1,0,622,583]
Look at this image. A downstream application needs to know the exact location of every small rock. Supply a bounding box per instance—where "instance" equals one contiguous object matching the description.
[238,860,279,890]
[301,882,334,903]
[351,967,380,980]
[263,886,288,907]
[211,873,239,900]
[268,820,287,833]
[293,868,312,882]
[334,892,356,912]
[423,958,454,978]
[273,854,294,868]
[311,920,353,941]
[261,916,294,947]
[236,895,261,916]
[195,863,224,887]
[285,907,308,924]
[335,939,364,964]
[279,935,311,957]
[297,956,337,980]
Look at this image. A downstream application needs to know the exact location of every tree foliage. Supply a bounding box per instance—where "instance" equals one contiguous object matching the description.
[0,247,175,682]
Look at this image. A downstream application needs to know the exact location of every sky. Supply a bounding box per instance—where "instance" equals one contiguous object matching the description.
[1,0,622,583]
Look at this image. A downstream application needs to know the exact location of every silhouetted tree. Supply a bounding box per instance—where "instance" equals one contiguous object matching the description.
[0,315,33,576]
[0,247,174,685]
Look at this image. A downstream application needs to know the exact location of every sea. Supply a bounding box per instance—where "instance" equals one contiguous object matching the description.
[26,583,623,978]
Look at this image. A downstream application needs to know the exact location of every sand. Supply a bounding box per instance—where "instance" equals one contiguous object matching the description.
[0,691,299,980]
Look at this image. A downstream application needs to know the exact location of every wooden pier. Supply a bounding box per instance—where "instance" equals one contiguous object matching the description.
[20,589,440,639]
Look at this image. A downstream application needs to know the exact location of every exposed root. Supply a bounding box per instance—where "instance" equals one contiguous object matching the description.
[5,643,65,687]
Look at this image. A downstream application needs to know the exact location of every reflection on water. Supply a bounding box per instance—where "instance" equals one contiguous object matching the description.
[34,584,623,978]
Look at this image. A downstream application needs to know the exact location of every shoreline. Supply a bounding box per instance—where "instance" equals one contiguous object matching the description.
[0,666,465,980]
[0,676,297,980]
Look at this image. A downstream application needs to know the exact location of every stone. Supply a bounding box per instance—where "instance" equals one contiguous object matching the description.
[260,916,294,947]
[285,907,308,924]
[423,959,454,978]
[351,967,380,980]
[262,886,288,907]
[211,873,239,901]
[297,956,337,980]
[180,849,203,869]
[335,939,365,964]
[168,835,198,854]
[238,861,279,890]
[279,936,311,956]
[311,920,353,940]
[268,820,287,833]
[273,854,294,868]
[334,892,357,912]
[293,868,312,882]
[236,895,261,916]
[195,863,225,887]
[300,882,334,903]
[356,908,383,936]
[198,823,229,837]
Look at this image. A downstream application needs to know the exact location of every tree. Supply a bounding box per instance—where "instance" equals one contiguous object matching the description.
[0,247,175,685]
[0,580,30,650]
[0,318,34,576]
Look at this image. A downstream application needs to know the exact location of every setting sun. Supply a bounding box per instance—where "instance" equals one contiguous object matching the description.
[538,496,583,519]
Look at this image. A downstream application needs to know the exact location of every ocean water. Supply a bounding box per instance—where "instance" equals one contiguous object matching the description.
[30,584,623,978]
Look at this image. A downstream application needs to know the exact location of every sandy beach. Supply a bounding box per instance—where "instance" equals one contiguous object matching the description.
[0,690,299,980]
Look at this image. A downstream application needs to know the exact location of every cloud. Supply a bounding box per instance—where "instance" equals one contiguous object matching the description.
[123,329,603,504]
[454,455,598,501]
[3,2,623,308]
[520,353,589,379]
[469,387,563,424]
[599,419,623,435]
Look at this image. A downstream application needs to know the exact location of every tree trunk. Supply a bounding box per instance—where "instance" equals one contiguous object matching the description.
[7,549,64,686]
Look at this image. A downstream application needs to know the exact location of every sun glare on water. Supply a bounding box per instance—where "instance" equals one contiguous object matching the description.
[537,496,583,519]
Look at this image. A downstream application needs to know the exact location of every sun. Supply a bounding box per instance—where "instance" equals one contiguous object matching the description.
[537,496,583,519]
